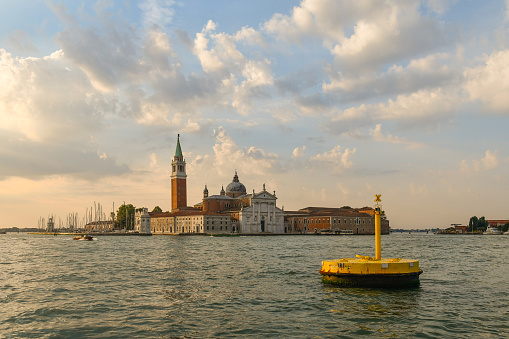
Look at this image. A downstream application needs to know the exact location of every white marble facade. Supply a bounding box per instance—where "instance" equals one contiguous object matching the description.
[238,187,284,233]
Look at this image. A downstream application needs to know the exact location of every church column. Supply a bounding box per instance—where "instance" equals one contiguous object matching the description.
[252,201,255,233]
[273,202,276,232]
[267,203,272,232]
[257,202,261,232]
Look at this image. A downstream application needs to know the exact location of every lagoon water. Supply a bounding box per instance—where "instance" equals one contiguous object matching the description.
[1,232,509,338]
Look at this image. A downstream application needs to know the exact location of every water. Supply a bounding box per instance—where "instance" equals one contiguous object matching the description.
[1,233,508,338]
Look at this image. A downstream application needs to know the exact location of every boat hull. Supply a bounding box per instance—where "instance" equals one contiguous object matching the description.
[321,270,422,288]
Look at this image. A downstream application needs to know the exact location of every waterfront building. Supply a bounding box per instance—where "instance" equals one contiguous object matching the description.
[148,136,285,234]
[134,208,151,233]
[84,220,114,232]
[486,219,509,228]
[46,217,55,232]
[144,135,388,235]
[150,211,230,234]
[284,207,390,235]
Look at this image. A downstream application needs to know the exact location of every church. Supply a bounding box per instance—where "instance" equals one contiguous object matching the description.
[135,135,285,234]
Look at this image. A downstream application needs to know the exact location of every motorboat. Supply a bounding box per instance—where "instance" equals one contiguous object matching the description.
[484,226,502,235]
[73,235,94,241]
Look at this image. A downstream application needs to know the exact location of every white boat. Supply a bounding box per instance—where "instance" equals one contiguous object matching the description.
[484,226,502,235]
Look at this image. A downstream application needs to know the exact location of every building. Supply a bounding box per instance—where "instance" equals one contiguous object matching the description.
[134,208,151,233]
[171,134,187,211]
[84,220,114,232]
[486,219,509,228]
[284,207,390,234]
[145,136,285,234]
[137,135,388,235]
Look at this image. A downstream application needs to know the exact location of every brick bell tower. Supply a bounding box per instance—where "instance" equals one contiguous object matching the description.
[171,134,187,211]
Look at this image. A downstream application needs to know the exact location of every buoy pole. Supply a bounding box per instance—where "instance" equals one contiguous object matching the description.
[374,195,382,260]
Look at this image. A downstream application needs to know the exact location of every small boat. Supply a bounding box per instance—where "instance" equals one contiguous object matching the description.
[73,235,94,241]
[484,226,502,235]
[0,230,6,234]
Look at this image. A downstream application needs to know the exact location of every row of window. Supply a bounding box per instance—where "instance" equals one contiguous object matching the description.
[296,218,371,225]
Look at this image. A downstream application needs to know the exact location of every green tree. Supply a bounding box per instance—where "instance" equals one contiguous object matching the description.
[502,223,509,233]
[152,206,163,213]
[469,216,478,232]
[478,216,487,231]
[116,204,135,230]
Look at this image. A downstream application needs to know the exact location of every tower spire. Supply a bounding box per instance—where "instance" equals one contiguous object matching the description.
[175,134,183,159]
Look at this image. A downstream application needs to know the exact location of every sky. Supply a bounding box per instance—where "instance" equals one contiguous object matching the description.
[1,0,509,229]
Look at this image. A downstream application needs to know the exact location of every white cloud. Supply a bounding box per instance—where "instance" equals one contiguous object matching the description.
[264,0,452,73]
[292,146,306,159]
[336,182,350,196]
[311,145,356,170]
[323,53,457,101]
[149,153,158,168]
[460,150,499,173]
[369,124,425,149]
[212,126,277,176]
[327,88,460,135]
[464,50,509,113]
[0,49,110,142]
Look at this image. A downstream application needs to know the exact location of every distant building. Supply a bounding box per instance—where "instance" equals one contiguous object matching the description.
[284,207,390,235]
[143,135,389,235]
[85,220,114,232]
[134,208,151,233]
[46,217,55,232]
[454,225,468,233]
[486,219,509,227]
[147,135,285,234]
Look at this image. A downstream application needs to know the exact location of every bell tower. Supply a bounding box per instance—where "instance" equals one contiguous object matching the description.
[171,134,187,211]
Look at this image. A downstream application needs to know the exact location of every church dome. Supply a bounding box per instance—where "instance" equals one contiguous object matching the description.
[226,171,246,197]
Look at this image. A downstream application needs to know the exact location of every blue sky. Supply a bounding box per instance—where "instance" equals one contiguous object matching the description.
[1,0,509,229]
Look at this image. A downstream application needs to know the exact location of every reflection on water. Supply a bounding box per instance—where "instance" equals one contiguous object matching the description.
[1,233,509,337]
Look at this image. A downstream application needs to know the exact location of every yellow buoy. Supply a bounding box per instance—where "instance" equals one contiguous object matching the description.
[320,195,422,288]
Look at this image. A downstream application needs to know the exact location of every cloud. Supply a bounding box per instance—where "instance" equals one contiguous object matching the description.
[369,124,425,149]
[409,182,429,196]
[193,21,275,115]
[323,53,459,102]
[326,88,459,135]
[212,126,278,176]
[464,50,509,113]
[460,150,499,173]
[5,30,38,54]
[139,0,176,29]
[0,134,130,180]
[292,146,307,159]
[263,0,453,73]
[0,49,110,142]
[310,145,356,170]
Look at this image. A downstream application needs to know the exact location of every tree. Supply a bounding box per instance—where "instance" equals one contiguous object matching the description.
[469,216,478,232]
[116,204,135,230]
[478,216,487,231]
[502,223,509,233]
[152,206,163,213]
